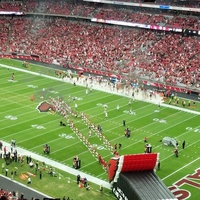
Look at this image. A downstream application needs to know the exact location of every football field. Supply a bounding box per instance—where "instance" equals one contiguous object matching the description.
[0,58,200,200]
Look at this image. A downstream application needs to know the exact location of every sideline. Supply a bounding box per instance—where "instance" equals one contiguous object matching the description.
[2,141,111,189]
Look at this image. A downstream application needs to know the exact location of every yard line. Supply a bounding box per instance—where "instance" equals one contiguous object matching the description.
[0,97,33,110]
[25,101,159,162]
[0,111,58,133]
[21,106,197,173]
[159,136,200,163]
[74,114,197,170]
[162,156,200,181]
[100,107,184,137]
[86,134,200,179]
[107,112,197,148]
[0,109,39,124]
[153,124,200,150]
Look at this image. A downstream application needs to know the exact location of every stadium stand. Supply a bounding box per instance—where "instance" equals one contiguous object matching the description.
[0,0,200,92]
[5,16,199,89]
[0,17,10,53]
[0,0,199,30]
[0,0,199,93]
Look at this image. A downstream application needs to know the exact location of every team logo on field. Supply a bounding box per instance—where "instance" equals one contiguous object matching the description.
[168,168,200,199]
[36,101,56,113]
[108,157,120,183]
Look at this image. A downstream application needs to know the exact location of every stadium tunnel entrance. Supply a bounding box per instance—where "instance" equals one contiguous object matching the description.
[108,153,177,200]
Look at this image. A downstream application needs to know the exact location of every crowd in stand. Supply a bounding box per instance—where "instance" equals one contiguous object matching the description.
[0,188,26,200]
[5,16,199,88]
[0,17,10,52]
[0,0,199,90]
[0,0,199,29]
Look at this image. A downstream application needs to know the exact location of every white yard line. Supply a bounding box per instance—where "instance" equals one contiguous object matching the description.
[162,156,200,181]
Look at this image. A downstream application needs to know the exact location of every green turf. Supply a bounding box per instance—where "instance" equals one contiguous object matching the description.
[0,58,200,200]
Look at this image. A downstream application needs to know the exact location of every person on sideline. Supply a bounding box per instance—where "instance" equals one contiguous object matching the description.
[182,140,186,149]
[27,176,31,184]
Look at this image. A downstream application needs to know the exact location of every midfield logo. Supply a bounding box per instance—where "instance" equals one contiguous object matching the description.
[36,101,56,113]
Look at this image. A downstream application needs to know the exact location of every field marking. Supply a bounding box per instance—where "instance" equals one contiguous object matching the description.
[27,104,194,165]
[0,109,42,124]
[77,113,196,162]
[162,156,200,181]
[0,110,57,131]
[79,114,198,173]
[3,92,156,147]
[153,125,200,151]
[106,112,197,140]
[160,136,200,163]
